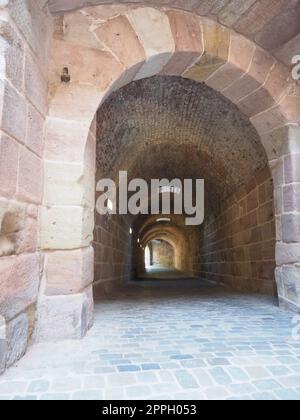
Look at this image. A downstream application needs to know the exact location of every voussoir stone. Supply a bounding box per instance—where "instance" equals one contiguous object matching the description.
[162,11,203,76]
[0,253,41,321]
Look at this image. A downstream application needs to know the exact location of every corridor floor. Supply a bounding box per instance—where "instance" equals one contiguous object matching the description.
[1,278,300,400]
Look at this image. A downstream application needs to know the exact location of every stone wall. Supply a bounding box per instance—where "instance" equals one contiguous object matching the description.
[198,167,276,295]
[0,0,52,372]
[93,211,132,297]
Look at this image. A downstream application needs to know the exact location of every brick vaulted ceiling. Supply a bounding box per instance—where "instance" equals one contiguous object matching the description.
[48,0,300,67]
[96,76,268,207]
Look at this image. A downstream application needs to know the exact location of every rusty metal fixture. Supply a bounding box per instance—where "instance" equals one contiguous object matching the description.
[61,67,71,83]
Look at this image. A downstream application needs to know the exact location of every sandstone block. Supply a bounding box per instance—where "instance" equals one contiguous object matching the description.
[35,288,93,342]
[44,247,94,295]
[184,18,230,82]
[39,206,94,250]
[5,313,29,369]
[126,8,174,79]
[0,132,19,198]
[0,253,40,321]
[17,147,43,204]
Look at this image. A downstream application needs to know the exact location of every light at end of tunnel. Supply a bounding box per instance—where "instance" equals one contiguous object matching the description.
[156,218,171,223]
[129,228,133,235]
[137,238,140,243]
[107,198,114,212]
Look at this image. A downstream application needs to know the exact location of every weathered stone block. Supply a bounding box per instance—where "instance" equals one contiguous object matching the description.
[251,105,289,135]
[162,11,203,75]
[50,39,124,89]
[276,242,300,266]
[0,132,19,198]
[184,18,230,82]
[35,288,93,342]
[218,0,257,27]
[0,316,6,374]
[44,117,90,162]
[283,184,300,213]
[127,8,174,79]
[282,213,300,243]
[223,47,274,103]
[44,247,94,296]
[25,50,47,116]
[284,154,300,184]
[0,253,40,321]
[44,160,87,206]
[5,312,29,369]
[0,18,24,92]
[26,104,44,158]
[39,206,94,250]
[261,125,300,161]
[94,15,145,72]
[0,79,26,143]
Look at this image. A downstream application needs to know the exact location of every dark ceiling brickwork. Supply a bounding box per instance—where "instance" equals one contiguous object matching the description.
[96,76,268,207]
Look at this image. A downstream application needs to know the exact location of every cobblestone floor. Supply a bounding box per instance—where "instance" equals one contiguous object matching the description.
[1,276,300,400]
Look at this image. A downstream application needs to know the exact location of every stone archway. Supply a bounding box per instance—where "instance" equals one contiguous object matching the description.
[37,5,300,342]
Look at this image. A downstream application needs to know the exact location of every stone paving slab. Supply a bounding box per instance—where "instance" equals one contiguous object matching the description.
[0,279,300,400]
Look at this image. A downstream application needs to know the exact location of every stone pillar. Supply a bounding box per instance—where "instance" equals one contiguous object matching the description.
[35,120,96,341]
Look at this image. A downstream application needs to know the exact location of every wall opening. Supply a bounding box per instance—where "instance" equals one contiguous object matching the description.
[94,75,276,297]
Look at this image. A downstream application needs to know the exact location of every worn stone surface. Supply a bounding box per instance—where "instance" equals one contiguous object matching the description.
[5,313,29,369]
[0,253,40,321]
[35,289,93,342]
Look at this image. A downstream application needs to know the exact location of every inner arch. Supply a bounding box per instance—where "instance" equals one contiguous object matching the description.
[94,75,276,296]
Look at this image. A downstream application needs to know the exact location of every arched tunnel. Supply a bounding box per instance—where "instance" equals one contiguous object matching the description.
[94,76,276,297]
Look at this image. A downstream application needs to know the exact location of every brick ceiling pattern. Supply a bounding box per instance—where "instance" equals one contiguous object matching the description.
[96,76,268,207]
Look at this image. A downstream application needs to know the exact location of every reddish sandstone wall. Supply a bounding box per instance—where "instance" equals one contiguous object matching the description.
[152,240,175,268]
[198,167,276,295]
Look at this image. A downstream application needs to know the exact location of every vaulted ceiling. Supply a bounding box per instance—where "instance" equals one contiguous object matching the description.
[96,76,268,208]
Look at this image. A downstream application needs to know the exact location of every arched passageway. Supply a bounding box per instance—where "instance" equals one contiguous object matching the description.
[94,76,276,296]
